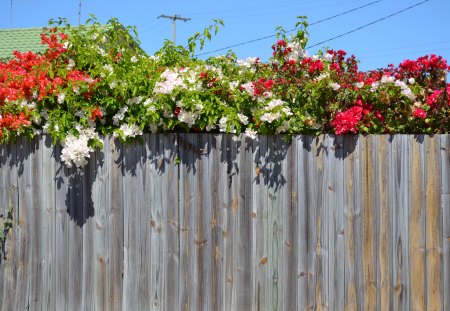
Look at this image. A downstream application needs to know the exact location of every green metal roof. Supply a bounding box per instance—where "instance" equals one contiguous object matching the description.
[0,27,46,60]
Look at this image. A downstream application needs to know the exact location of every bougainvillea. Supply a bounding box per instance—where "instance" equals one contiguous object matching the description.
[1,16,449,167]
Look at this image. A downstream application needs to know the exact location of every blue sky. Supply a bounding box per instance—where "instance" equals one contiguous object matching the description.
[1,0,449,72]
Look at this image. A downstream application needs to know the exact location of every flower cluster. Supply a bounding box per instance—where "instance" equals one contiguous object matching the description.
[1,16,449,167]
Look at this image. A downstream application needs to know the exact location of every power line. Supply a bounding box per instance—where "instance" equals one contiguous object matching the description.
[195,0,382,57]
[307,0,430,48]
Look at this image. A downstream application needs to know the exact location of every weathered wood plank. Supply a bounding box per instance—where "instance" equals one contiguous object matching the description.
[210,134,228,311]
[375,135,391,311]
[424,135,443,311]
[178,133,202,311]
[266,135,283,311]
[296,135,314,310]
[315,135,329,311]
[0,141,19,311]
[38,136,56,311]
[107,137,124,311]
[163,133,180,310]
[234,134,253,310]
[54,143,70,311]
[343,135,363,311]
[360,136,378,311]
[307,135,328,310]
[281,136,298,311]
[327,135,345,311]
[147,134,168,310]
[121,140,145,311]
[253,135,269,310]
[15,137,38,310]
[409,136,426,311]
[224,134,240,311]
[391,135,411,311]
[441,135,450,311]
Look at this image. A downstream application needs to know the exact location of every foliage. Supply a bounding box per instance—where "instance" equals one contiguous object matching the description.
[0,206,13,262]
[0,16,449,167]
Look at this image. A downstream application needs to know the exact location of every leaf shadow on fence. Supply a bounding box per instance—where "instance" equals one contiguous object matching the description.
[0,137,42,260]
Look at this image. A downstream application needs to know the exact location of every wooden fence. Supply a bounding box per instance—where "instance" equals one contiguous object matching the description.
[0,134,449,310]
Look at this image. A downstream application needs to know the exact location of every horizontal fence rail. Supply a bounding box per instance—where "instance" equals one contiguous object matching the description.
[0,134,449,310]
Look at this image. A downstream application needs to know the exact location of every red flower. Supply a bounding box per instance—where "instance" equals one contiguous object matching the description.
[331,106,363,135]
[413,108,427,119]
[90,107,103,121]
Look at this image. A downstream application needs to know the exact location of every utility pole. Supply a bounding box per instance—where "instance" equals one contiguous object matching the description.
[157,14,191,45]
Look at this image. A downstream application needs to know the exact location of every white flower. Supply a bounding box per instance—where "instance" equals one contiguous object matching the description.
[260,112,281,123]
[57,92,66,104]
[116,123,142,138]
[67,59,75,70]
[401,87,416,101]
[381,75,395,84]
[237,113,248,125]
[408,77,415,84]
[109,81,117,89]
[218,117,228,132]
[324,53,333,61]
[60,128,101,168]
[240,82,255,97]
[103,64,114,75]
[127,96,143,105]
[154,69,186,95]
[130,55,138,63]
[317,73,329,81]
[243,128,257,140]
[237,57,258,68]
[97,47,107,57]
[355,82,364,88]
[371,82,379,92]
[276,120,290,134]
[282,107,292,117]
[265,99,285,110]
[329,82,341,91]
[205,124,215,132]
[149,123,158,134]
[112,107,128,125]
[395,80,407,89]
[177,110,198,128]
[229,81,239,91]
[194,103,204,111]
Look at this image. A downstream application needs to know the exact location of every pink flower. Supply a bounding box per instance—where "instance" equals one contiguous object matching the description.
[413,108,427,119]
[331,106,363,135]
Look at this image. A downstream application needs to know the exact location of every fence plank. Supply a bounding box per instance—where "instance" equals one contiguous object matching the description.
[0,141,19,311]
[296,135,314,309]
[375,135,391,311]
[108,137,125,311]
[234,135,253,310]
[281,136,298,311]
[163,134,180,310]
[121,140,145,311]
[253,135,269,310]
[38,137,56,311]
[15,137,39,310]
[424,135,443,311]
[409,136,427,311]
[327,135,345,311]
[392,135,412,311]
[441,135,450,311]
[343,135,363,311]
[208,134,225,311]
[54,144,69,311]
